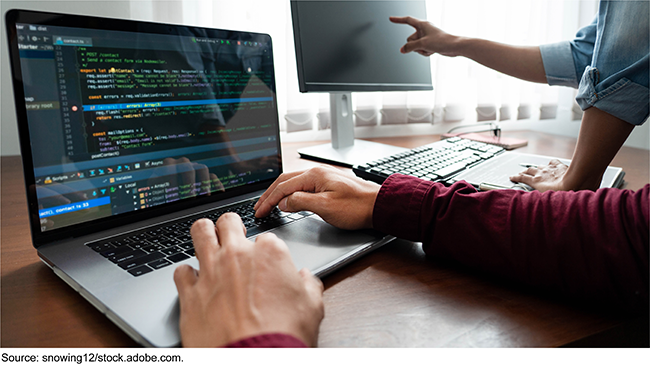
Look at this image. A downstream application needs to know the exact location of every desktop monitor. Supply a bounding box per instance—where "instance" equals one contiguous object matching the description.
[291,0,433,166]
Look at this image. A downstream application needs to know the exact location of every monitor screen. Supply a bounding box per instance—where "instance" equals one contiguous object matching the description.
[291,0,433,92]
[6,10,282,240]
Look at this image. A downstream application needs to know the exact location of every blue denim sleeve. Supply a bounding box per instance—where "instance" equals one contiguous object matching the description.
[575,1,649,126]
[540,16,597,88]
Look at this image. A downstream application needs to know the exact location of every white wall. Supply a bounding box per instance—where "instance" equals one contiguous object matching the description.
[1,0,132,156]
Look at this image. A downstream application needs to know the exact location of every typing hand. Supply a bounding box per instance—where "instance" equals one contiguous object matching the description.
[389,16,460,57]
[254,166,380,230]
[174,214,324,347]
[509,159,570,192]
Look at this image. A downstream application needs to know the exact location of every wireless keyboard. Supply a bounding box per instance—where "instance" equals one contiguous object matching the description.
[353,137,505,185]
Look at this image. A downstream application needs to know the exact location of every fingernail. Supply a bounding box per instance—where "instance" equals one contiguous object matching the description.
[279,197,287,211]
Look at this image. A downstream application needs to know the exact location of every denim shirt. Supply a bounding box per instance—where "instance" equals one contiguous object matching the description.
[539,0,649,126]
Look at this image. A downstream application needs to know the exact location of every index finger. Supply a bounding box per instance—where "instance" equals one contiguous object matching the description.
[254,170,306,212]
[190,218,220,269]
[255,172,317,218]
[214,213,248,250]
[389,16,420,27]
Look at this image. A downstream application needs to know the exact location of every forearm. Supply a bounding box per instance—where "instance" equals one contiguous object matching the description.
[373,175,649,310]
[563,107,635,190]
[454,37,547,83]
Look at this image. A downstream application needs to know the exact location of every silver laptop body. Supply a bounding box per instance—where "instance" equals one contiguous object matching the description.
[5,9,393,347]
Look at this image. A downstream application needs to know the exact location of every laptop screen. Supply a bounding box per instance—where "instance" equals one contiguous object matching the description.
[7,11,281,237]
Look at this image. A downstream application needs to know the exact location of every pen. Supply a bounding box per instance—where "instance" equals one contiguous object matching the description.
[519,163,539,168]
[479,182,534,192]
[478,182,511,191]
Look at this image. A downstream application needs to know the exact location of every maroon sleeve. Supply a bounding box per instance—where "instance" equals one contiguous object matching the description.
[373,174,649,310]
[224,333,307,348]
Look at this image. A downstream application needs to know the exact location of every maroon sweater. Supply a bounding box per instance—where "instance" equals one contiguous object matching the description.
[228,175,649,347]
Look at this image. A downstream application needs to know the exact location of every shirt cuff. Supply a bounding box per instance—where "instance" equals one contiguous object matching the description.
[224,333,308,348]
[372,174,435,242]
[540,41,579,88]
[576,66,650,125]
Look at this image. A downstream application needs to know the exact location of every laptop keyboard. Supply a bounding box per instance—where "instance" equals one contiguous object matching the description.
[353,137,505,184]
[87,199,313,277]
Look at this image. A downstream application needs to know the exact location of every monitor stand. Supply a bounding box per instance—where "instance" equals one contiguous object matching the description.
[297,93,407,167]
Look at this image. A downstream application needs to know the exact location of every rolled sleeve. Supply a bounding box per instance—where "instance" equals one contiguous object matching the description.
[540,41,580,88]
[575,1,650,125]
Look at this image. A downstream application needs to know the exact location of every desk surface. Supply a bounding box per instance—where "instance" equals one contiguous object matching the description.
[2,131,648,347]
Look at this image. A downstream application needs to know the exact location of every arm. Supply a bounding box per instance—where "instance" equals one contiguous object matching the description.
[174,214,323,347]
[510,107,635,191]
[374,175,649,311]
[389,16,547,83]
[255,168,649,310]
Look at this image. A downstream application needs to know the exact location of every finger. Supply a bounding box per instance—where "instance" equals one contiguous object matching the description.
[299,268,325,322]
[407,31,419,42]
[401,39,426,54]
[215,213,248,249]
[190,218,220,265]
[278,191,321,213]
[509,173,534,185]
[299,268,324,297]
[255,172,318,217]
[522,166,540,176]
[173,264,198,297]
[254,170,305,211]
[389,16,421,27]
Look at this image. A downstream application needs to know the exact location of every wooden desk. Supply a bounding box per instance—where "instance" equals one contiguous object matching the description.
[2,131,648,347]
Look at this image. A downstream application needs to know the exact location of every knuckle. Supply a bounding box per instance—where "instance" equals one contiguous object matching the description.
[173,265,190,284]
[191,218,213,233]
[256,233,287,253]
[219,212,241,223]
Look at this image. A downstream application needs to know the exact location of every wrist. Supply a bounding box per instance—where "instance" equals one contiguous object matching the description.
[560,165,602,191]
[447,36,472,58]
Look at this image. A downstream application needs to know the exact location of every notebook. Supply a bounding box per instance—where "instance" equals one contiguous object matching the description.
[5,9,393,347]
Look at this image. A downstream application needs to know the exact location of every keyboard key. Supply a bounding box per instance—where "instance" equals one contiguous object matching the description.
[110,249,147,264]
[141,244,158,253]
[178,242,193,250]
[148,258,173,270]
[127,265,153,277]
[185,248,195,256]
[118,252,165,270]
[88,242,115,252]
[100,245,133,258]
[167,252,190,263]
[432,161,469,179]
[161,246,183,256]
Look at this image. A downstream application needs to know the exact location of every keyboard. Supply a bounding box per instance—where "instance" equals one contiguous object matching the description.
[353,137,505,184]
[87,199,313,277]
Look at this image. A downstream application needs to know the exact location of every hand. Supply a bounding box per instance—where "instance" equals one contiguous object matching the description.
[173,214,324,347]
[389,16,460,57]
[254,166,380,230]
[509,159,570,192]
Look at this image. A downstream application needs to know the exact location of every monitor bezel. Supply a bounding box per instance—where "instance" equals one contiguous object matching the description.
[290,0,433,93]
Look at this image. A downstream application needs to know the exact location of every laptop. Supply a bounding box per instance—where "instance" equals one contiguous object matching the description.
[5,9,394,347]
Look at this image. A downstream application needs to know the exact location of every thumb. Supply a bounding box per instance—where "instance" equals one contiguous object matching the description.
[174,265,198,298]
[299,268,324,309]
[402,39,425,54]
[278,191,321,213]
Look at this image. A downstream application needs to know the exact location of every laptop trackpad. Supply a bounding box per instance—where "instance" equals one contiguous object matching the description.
[261,217,380,274]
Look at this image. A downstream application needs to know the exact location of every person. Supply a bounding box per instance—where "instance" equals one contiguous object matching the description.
[389,0,649,192]
[174,166,648,347]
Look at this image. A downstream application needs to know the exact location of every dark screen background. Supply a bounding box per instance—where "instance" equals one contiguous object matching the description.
[294,0,432,88]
